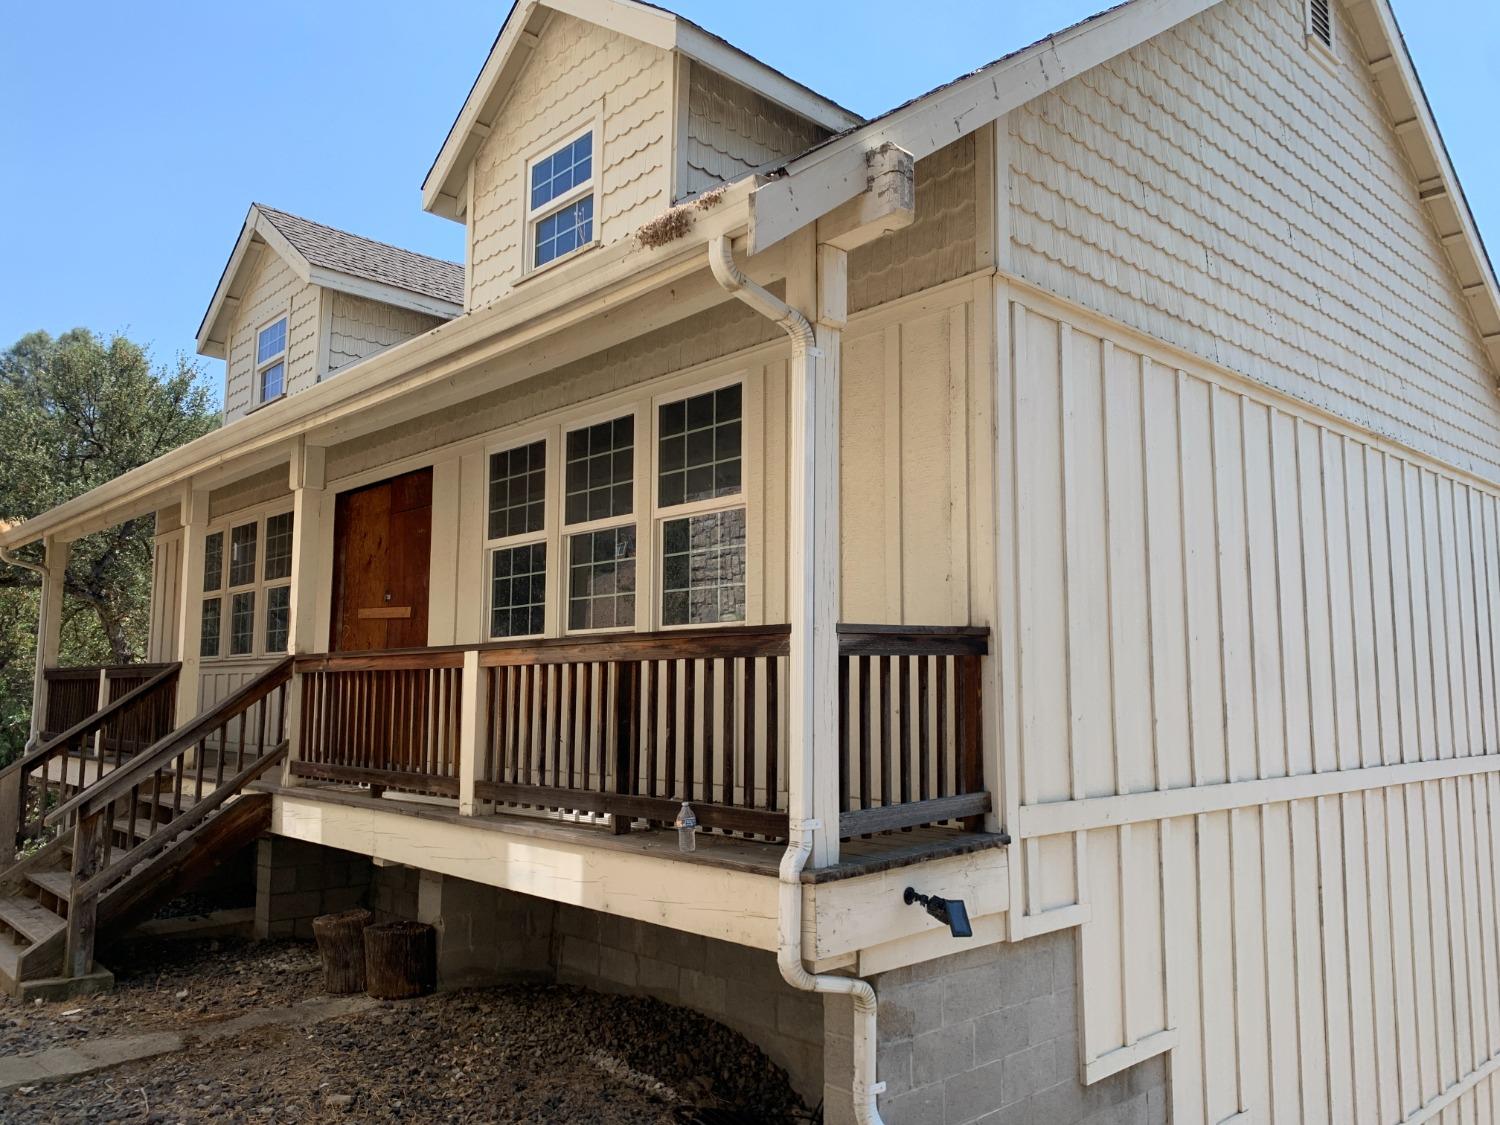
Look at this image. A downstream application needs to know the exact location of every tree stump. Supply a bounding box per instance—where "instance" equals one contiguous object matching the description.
[312,908,372,994]
[363,921,436,999]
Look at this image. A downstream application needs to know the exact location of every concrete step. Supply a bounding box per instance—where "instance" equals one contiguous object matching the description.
[0,894,64,946]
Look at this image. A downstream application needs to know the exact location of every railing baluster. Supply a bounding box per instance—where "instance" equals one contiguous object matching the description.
[645,661,659,801]
[935,655,949,799]
[743,658,757,811]
[683,660,696,807]
[766,657,779,813]
[702,659,715,807]
[664,660,678,801]
[880,655,893,811]
[899,655,912,817]
[838,655,850,815]
[858,654,871,813]
[722,657,735,810]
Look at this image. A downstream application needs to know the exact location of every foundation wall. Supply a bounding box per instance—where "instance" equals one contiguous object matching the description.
[826,929,1168,1125]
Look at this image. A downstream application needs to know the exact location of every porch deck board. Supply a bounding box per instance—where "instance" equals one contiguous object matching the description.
[253,781,1005,884]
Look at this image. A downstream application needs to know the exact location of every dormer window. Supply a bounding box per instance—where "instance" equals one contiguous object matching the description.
[526,128,595,271]
[256,316,287,402]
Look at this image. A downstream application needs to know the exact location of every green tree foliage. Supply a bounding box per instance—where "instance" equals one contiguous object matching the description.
[0,329,218,764]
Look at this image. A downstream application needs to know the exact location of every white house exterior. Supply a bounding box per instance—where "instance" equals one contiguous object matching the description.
[3,0,1500,1121]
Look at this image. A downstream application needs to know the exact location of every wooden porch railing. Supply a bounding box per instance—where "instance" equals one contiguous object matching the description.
[286,624,989,842]
[42,663,175,741]
[478,626,790,837]
[0,663,180,862]
[291,651,464,797]
[44,657,292,977]
[836,625,990,836]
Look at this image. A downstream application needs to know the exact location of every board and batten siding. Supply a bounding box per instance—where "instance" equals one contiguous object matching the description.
[147,527,183,664]
[222,250,320,423]
[997,282,1500,1124]
[327,293,444,377]
[680,62,827,199]
[1006,0,1500,482]
[467,11,674,309]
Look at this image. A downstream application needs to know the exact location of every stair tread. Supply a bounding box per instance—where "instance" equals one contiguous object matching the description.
[26,870,72,900]
[0,894,64,945]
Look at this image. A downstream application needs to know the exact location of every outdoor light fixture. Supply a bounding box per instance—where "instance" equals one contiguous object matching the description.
[675,802,699,853]
[904,886,973,938]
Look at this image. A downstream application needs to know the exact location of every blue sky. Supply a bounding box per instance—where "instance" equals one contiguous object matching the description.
[2,0,1496,403]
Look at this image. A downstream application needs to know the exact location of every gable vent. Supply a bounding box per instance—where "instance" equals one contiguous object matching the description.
[1309,0,1333,48]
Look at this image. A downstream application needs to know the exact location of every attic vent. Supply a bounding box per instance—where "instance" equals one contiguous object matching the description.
[1308,0,1333,49]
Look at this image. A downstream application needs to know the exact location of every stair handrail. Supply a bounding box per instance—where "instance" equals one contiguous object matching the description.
[1,662,180,860]
[55,657,293,981]
[45,657,293,828]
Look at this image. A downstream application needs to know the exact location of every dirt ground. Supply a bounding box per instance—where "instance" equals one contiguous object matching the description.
[0,938,817,1124]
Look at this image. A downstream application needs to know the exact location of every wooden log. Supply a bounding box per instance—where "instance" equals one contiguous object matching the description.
[312,908,372,994]
[363,920,436,999]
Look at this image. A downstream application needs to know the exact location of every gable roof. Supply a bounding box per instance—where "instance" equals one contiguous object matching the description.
[744,0,1500,376]
[422,0,863,220]
[196,204,464,359]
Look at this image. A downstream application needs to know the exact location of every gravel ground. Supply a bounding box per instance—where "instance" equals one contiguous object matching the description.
[5,984,816,1122]
[0,940,815,1124]
[0,938,321,1056]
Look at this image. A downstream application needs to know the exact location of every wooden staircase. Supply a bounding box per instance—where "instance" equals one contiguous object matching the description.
[0,659,292,996]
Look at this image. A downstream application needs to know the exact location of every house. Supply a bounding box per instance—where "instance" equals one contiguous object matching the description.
[2,0,1498,1120]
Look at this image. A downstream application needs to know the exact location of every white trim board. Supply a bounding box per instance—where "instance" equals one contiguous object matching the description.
[1017,753,1500,837]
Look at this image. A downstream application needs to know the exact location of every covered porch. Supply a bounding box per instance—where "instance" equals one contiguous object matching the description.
[7,157,1003,901]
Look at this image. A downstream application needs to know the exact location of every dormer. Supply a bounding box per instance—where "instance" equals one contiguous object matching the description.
[197,204,463,423]
[421,0,861,310]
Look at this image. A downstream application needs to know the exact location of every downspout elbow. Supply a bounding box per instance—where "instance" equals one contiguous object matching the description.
[0,544,47,581]
[707,235,816,353]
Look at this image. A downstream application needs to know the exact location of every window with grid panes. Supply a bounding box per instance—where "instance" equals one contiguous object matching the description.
[262,511,293,652]
[488,441,546,540]
[199,530,224,656]
[657,384,745,626]
[564,415,635,630]
[528,131,594,269]
[491,543,547,638]
[487,440,548,638]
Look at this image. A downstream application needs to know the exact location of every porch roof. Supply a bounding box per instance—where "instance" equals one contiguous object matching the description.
[0,179,762,551]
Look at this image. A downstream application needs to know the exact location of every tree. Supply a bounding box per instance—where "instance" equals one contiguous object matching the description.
[0,329,218,764]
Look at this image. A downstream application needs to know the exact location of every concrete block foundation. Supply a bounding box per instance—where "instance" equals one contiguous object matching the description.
[254,837,1168,1122]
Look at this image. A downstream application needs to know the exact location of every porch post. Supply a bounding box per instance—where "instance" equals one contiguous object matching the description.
[284,442,327,786]
[173,485,209,725]
[785,229,846,868]
[30,535,69,745]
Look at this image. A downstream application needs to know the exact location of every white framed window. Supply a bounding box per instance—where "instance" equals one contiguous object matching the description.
[197,504,294,660]
[653,383,745,628]
[486,437,550,638]
[256,316,288,403]
[475,373,752,640]
[524,126,596,273]
[564,414,636,632]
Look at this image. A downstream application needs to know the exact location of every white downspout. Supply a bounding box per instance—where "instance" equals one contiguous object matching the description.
[708,235,885,1125]
[0,541,52,753]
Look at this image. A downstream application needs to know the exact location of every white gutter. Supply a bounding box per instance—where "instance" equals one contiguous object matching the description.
[0,544,51,751]
[707,234,885,1125]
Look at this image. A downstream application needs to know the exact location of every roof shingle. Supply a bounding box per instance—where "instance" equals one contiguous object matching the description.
[255,204,463,307]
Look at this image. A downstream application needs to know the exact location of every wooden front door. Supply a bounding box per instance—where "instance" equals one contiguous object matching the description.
[330,468,433,652]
